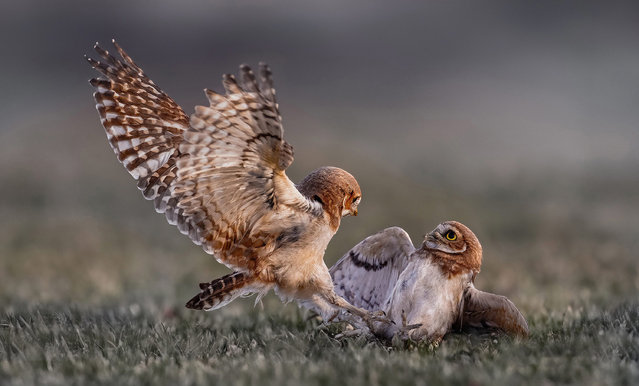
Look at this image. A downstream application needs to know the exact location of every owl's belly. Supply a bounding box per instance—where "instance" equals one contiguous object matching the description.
[269,226,334,293]
[388,261,469,342]
[407,291,462,341]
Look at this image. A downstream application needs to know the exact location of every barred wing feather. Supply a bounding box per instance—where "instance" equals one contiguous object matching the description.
[330,227,416,311]
[87,41,315,270]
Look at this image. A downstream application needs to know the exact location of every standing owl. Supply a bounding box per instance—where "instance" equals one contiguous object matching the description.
[329,221,529,342]
[86,40,383,326]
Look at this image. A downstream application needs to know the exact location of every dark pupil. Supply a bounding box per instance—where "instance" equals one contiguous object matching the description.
[446,231,455,239]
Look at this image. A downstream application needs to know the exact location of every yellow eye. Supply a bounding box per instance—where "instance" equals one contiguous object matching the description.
[445,230,457,241]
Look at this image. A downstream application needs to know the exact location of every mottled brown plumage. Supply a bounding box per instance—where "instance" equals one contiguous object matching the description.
[426,222,482,278]
[87,40,380,326]
[453,283,529,338]
[297,166,362,231]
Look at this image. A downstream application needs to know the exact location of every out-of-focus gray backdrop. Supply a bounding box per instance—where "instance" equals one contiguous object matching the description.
[1,1,637,312]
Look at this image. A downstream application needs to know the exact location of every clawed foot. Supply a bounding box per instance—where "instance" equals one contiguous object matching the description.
[335,310,422,342]
[369,310,392,324]
[394,322,422,340]
[394,309,422,340]
[362,310,393,331]
[324,309,340,323]
[335,328,366,339]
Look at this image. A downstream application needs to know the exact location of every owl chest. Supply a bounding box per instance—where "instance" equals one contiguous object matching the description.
[271,222,334,288]
[389,262,468,339]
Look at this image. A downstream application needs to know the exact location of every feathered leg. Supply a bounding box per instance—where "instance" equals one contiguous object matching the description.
[322,290,392,328]
[311,266,393,330]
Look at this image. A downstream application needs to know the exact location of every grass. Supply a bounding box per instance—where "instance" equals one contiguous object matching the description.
[1,301,638,386]
[1,167,637,385]
[1,111,638,385]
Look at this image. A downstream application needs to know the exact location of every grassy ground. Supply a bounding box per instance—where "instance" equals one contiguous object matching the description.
[1,157,638,385]
[1,113,638,385]
[1,301,638,386]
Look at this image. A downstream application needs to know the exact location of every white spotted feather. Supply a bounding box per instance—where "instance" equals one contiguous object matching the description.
[87,41,316,268]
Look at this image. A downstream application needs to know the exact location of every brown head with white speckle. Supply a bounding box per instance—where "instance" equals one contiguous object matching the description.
[422,221,482,277]
[297,166,361,231]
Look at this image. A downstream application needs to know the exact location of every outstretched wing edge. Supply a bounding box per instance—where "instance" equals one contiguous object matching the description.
[86,40,199,237]
[330,226,416,311]
[86,41,318,269]
[455,283,529,337]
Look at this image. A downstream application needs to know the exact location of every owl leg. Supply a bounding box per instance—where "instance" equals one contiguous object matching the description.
[312,265,393,334]
[322,291,394,333]
[395,309,423,341]
[334,327,367,339]
[304,293,374,338]
[299,294,341,323]
[303,290,396,340]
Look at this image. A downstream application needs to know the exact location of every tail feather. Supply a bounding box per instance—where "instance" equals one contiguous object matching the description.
[186,272,254,311]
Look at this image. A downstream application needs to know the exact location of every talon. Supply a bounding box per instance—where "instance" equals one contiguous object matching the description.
[403,323,422,331]
[335,328,365,339]
[325,310,340,323]
[393,322,423,341]
[371,315,391,323]
[367,310,392,325]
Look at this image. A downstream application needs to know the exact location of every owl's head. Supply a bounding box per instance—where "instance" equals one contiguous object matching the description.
[297,166,361,228]
[423,221,482,273]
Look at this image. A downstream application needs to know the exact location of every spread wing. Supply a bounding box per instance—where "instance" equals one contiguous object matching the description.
[87,41,317,270]
[330,227,416,311]
[455,283,529,337]
[86,41,196,235]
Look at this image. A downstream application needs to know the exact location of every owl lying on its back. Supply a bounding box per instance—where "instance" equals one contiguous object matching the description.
[328,221,529,343]
[86,40,388,328]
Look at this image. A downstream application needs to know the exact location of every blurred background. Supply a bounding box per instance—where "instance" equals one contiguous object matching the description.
[0,0,637,315]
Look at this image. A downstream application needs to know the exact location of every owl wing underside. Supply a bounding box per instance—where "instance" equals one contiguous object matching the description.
[86,41,198,236]
[454,283,529,337]
[330,227,416,311]
[87,41,317,270]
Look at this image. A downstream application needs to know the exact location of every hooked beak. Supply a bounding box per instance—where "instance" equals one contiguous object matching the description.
[424,232,438,249]
[352,208,358,216]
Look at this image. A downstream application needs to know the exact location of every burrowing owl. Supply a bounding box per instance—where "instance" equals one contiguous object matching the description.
[86,40,383,326]
[329,221,529,342]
